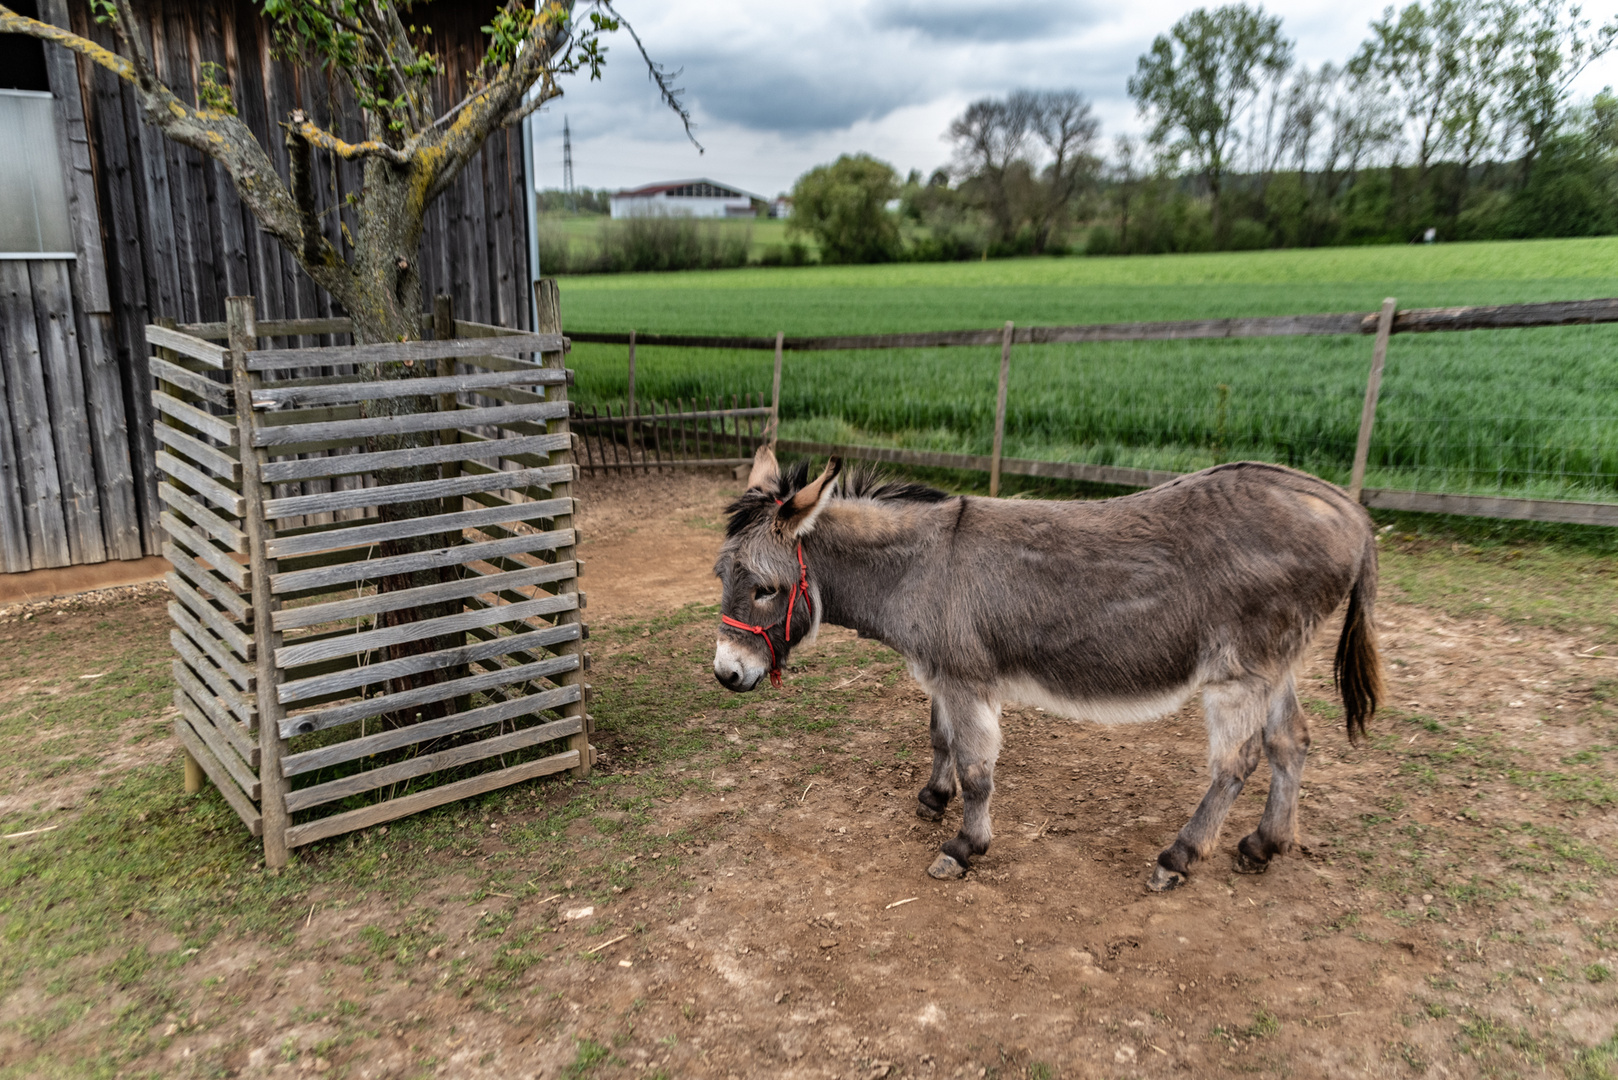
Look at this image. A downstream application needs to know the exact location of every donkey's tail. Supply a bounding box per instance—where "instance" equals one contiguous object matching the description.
[1333,539,1382,744]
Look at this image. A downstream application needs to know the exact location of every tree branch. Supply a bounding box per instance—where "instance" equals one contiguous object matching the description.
[414,2,576,206]
[0,5,134,80]
[285,114,328,267]
[501,78,562,128]
[599,0,702,152]
[362,1,426,130]
[289,115,413,163]
[0,3,350,302]
[107,0,158,86]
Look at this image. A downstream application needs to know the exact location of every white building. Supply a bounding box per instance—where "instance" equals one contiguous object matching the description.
[610,179,762,220]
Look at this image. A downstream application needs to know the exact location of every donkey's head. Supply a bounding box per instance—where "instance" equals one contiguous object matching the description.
[712,447,842,691]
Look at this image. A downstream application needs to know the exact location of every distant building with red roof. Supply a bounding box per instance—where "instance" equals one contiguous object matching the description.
[609,179,764,220]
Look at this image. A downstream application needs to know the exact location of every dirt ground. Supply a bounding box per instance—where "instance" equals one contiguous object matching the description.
[3,469,1617,1079]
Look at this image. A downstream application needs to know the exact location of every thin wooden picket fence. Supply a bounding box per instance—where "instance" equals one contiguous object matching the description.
[570,394,773,475]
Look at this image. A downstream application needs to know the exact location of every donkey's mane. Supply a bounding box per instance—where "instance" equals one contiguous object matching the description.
[840,466,951,505]
[725,462,949,537]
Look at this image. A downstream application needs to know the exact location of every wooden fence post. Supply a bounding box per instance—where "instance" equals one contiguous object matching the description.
[626,329,638,469]
[183,751,204,793]
[626,329,636,416]
[228,295,291,869]
[536,279,590,779]
[767,330,784,447]
[990,321,1013,498]
[1349,298,1397,502]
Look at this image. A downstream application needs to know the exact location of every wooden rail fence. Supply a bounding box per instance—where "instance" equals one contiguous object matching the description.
[154,285,590,867]
[576,296,1618,527]
[567,296,1618,351]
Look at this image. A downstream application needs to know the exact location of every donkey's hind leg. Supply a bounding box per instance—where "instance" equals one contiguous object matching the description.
[926,692,1001,880]
[917,698,958,821]
[1235,673,1311,874]
[1149,678,1268,892]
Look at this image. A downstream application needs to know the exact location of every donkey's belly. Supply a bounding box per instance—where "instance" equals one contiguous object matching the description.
[993,674,1198,725]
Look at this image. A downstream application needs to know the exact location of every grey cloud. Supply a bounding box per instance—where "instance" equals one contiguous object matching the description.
[561,3,1129,141]
[870,0,1100,43]
[680,52,929,133]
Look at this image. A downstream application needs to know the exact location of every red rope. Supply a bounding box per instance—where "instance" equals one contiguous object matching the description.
[719,542,812,689]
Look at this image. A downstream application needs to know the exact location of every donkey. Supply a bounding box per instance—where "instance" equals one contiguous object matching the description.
[712,449,1381,890]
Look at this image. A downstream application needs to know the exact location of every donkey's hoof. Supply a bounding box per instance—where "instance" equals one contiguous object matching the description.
[1147,864,1186,892]
[916,789,950,821]
[927,853,966,880]
[1233,849,1271,875]
[1235,834,1277,875]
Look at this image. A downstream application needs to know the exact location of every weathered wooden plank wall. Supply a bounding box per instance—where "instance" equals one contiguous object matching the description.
[63,0,531,558]
[42,0,143,564]
[0,0,142,572]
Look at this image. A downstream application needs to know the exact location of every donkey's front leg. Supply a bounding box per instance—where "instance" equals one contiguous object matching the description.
[917,698,957,821]
[926,693,1001,880]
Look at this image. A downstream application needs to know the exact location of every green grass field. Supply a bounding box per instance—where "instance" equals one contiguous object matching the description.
[557,239,1618,503]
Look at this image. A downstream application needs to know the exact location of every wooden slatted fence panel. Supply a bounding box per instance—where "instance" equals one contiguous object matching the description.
[152,326,259,837]
[154,299,591,867]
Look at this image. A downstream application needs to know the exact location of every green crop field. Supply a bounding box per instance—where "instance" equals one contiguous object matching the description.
[556,239,1618,503]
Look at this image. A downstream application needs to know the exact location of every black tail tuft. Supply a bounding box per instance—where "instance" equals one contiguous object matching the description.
[1333,542,1382,744]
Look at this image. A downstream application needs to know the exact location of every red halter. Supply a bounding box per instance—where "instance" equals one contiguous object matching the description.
[720,541,812,688]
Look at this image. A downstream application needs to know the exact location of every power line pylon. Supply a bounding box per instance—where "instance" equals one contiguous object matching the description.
[562,116,574,211]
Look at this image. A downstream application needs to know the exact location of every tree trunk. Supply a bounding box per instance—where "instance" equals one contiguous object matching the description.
[342,161,458,729]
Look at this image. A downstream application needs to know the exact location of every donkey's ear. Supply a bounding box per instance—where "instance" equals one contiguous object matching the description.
[776,457,842,537]
[746,444,780,492]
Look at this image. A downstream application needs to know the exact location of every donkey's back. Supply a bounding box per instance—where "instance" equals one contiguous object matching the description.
[923,462,1375,710]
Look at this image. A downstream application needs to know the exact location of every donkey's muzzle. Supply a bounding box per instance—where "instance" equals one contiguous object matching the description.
[714,667,750,691]
[713,639,764,692]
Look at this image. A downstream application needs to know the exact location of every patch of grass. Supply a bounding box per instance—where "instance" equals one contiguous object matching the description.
[1502,822,1618,876]
[1396,1041,1428,1071]
[1570,1032,1618,1080]
[1380,541,1618,635]
[1385,710,1618,808]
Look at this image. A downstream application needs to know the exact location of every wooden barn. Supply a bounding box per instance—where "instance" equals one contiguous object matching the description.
[0,0,537,576]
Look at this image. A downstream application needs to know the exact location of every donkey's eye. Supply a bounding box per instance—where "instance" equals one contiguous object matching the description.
[754,587,777,603]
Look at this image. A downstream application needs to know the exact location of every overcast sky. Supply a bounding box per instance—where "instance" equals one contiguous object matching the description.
[530,0,1618,198]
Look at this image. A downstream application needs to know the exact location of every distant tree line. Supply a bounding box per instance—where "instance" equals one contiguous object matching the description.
[789,0,1618,264]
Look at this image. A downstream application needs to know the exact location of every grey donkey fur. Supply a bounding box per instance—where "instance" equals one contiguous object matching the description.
[711,449,1382,890]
